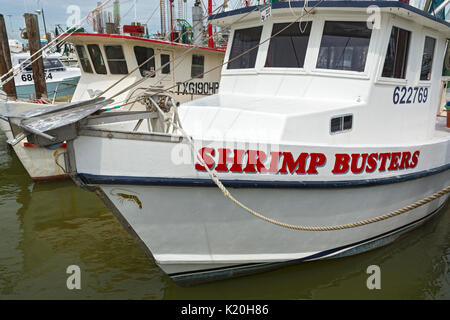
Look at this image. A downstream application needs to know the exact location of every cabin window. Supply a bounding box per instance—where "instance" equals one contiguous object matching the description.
[227,26,263,69]
[161,54,171,74]
[317,21,372,72]
[75,45,93,73]
[43,58,64,71]
[381,26,411,79]
[18,59,33,72]
[420,36,436,81]
[265,22,311,68]
[330,114,353,133]
[134,46,156,78]
[104,45,128,74]
[191,54,205,78]
[18,58,64,72]
[87,44,107,74]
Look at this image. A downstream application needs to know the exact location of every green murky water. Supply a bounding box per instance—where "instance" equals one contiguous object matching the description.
[0,131,448,300]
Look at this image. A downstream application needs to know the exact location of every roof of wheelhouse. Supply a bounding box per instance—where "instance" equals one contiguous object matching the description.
[209,0,450,31]
[63,32,226,53]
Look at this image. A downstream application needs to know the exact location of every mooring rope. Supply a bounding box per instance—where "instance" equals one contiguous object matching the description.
[150,101,450,232]
[197,152,450,231]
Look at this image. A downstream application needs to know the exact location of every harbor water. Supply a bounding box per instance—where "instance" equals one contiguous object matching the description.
[0,131,448,300]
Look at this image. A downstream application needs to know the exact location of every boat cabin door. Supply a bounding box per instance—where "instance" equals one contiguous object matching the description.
[156,50,174,89]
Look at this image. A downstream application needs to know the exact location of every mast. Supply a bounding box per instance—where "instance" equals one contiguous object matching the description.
[169,0,174,41]
[113,0,120,34]
[208,0,214,48]
[192,0,203,46]
[160,0,166,36]
[178,0,184,20]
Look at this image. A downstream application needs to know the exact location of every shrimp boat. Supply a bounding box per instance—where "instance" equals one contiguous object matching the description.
[2,0,450,285]
[0,29,224,181]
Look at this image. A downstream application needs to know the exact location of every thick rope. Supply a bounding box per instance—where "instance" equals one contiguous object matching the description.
[199,151,450,231]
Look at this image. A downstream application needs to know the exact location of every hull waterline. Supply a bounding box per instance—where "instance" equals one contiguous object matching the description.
[85,170,449,285]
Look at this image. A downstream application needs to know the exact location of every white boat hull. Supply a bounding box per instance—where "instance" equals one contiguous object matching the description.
[93,173,448,284]
[0,104,68,181]
[68,128,450,284]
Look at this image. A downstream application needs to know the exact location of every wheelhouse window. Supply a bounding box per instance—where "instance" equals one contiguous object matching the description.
[381,26,411,79]
[87,44,107,74]
[265,22,311,68]
[161,54,171,74]
[134,46,155,77]
[227,26,263,69]
[191,54,205,78]
[43,58,65,71]
[317,21,372,72]
[420,36,436,81]
[104,45,128,74]
[18,59,32,72]
[18,58,63,71]
[75,45,93,73]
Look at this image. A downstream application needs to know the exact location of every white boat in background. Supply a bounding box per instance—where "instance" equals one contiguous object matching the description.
[1,1,450,285]
[67,32,224,104]
[0,31,224,181]
[3,39,82,101]
[10,52,81,100]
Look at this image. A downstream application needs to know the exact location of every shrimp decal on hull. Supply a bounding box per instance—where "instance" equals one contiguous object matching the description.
[110,188,143,210]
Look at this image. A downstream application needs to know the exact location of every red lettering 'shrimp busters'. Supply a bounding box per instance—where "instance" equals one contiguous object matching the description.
[196,148,420,175]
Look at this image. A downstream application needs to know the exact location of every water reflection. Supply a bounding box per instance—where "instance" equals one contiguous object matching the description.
[0,133,164,299]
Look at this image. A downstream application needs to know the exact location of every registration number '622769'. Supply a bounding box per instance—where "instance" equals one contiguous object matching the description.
[393,86,428,104]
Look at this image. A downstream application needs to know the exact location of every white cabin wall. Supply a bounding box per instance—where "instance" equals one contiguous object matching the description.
[365,14,447,144]
[425,33,447,138]
[172,49,223,87]
[71,37,224,105]
[216,11,448,145]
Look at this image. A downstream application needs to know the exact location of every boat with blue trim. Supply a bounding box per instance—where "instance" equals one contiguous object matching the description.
[1,0,449,285]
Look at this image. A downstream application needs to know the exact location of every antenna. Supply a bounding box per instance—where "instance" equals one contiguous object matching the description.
[178,0,184,20]
[6,14,13,38]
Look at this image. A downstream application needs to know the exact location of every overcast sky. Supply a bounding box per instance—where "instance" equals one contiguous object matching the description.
[0,0,222,40]
[0,0,448,41]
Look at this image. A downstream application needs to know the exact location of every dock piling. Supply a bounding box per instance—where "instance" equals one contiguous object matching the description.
[24,13,47,100]
[0,14,17,100]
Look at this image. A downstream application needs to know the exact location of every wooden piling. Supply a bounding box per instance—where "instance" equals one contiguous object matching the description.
[24,13,47,99]
[0,14,17,100]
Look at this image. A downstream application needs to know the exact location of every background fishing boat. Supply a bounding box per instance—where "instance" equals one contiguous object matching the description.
[1,40,81,101]
[0,0,226,181]
[9,52,80,100]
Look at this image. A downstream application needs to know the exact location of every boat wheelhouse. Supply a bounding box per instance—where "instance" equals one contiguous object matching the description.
[69,33,225,104]
[2,1,449,285]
